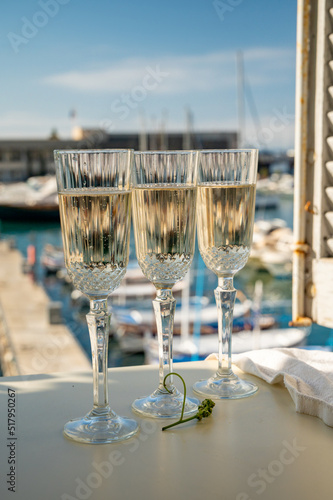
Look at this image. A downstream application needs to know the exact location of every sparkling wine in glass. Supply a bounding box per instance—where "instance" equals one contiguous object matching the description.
[193,149,259,399]
[131,151,199,418]
[54,149,139,443]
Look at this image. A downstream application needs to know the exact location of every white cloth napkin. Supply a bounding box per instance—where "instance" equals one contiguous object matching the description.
[207,348,333,427]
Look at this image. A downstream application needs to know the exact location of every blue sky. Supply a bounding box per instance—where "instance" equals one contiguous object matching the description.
[0,0,297,149]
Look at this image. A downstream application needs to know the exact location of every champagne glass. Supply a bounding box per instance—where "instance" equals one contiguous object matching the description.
[54,149,139,443]
[193,149,259,399]
[131,151,199,418]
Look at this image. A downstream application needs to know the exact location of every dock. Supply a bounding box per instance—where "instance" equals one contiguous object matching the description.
[0,240,90,377]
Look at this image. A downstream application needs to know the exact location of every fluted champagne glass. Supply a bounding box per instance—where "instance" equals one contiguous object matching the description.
[193,149,259,399]
[131,151,199,418]
[54,149,139,443]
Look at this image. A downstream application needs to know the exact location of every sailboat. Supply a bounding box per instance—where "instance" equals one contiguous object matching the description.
[145,279,307,363]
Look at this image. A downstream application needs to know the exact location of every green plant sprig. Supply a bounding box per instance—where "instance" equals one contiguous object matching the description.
[162,372,215,431]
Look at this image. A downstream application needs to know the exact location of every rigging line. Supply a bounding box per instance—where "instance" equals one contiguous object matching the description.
[244,73,262,142]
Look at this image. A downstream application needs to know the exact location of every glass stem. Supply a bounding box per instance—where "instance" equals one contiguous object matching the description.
[86,298,111,416]
[215,276,237,376]
[153,289,176,392]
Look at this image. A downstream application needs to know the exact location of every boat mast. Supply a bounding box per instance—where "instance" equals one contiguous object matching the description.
[139,110,148,151]
[183,107,193,150]
[237,51,245,148]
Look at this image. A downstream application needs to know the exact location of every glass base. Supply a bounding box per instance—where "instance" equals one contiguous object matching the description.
[193,370,258,400]
[63,410,139,444]
[132,387,199,418]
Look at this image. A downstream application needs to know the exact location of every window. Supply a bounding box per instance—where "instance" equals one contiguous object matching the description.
[8,150,21,162]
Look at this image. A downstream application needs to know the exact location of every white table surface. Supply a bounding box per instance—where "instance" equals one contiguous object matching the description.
[0,360,332,500]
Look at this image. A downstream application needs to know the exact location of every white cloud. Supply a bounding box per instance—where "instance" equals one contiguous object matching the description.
[42,48,295,94]
[0,111,71,138]
[0,47,296,150]
[0,107,295,150]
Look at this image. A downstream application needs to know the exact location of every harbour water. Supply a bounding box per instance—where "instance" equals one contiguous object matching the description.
[0,193,332,370]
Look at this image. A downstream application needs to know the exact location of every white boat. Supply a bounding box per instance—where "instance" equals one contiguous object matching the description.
[256,173,294,199]
[0,176,59,221]
[145,327,308,363]
[259,250,292,278]
[250,222,293,278]
[115,297,252,337]
[115,295,256,355]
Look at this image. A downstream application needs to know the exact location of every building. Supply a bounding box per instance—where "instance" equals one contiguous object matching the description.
[0,130,238,182]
